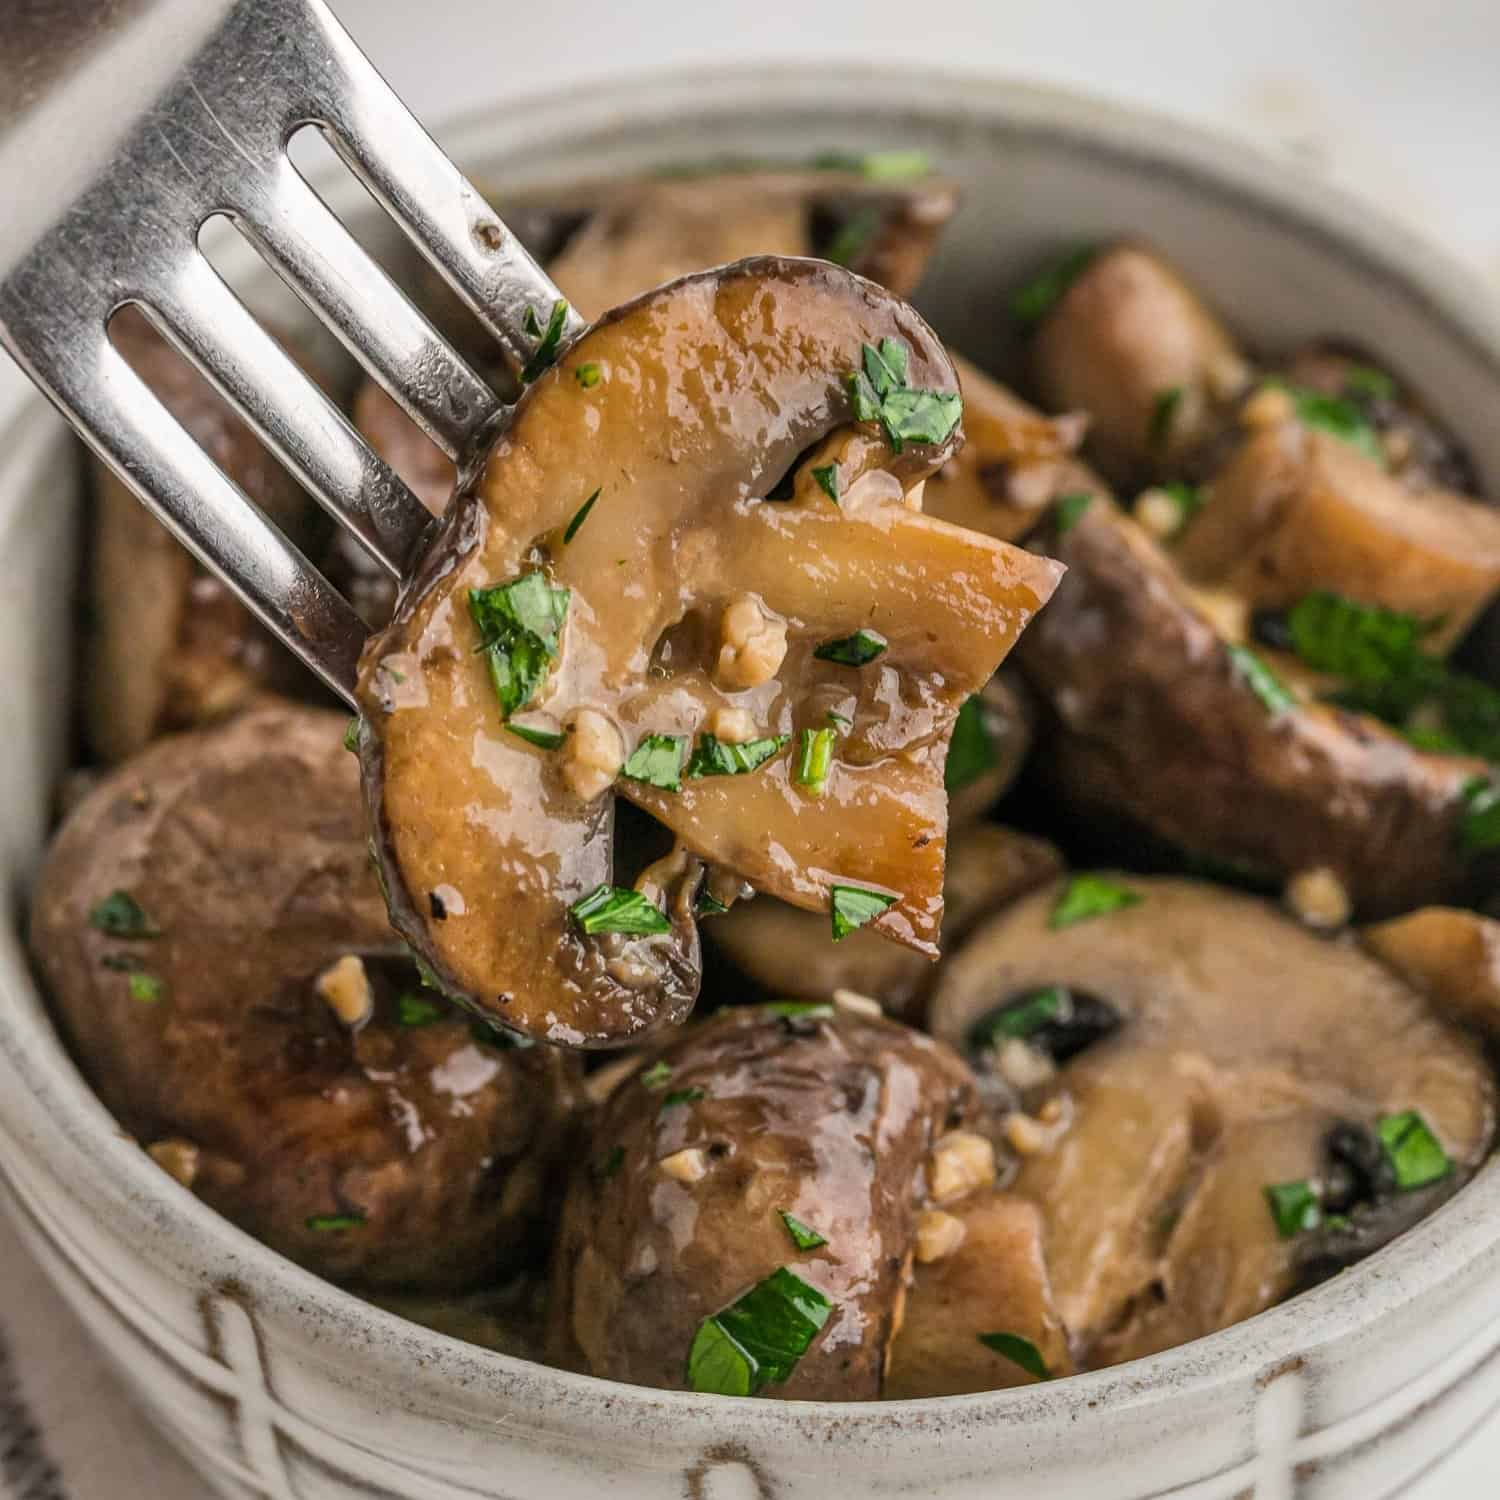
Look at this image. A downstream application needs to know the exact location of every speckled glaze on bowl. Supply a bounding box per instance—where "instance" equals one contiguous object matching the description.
[6,64,1500,1500]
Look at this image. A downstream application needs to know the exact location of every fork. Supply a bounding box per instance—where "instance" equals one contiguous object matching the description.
[0,0,585,703]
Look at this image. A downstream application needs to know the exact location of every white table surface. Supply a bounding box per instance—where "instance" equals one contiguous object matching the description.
[3,2,1498,1493]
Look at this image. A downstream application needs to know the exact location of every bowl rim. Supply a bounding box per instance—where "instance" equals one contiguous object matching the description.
[6,57,1500,1445]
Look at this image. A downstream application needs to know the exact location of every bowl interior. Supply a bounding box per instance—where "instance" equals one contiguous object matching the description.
[6,62,1500,1483]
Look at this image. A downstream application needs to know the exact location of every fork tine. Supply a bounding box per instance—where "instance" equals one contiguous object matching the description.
[89,334,369,703]
[233,158,500,463]
[148,256,431,576]
[300,0,588,367]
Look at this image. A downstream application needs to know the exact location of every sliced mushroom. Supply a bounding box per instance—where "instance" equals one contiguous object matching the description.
[707,824,1061,1020]
[545,1003,977,1397]
[29,706,580,1292]
[1016,496,1481,914]
[1028,242,1248,486]
[88,308,321,759]
[884,1192,1073,1396]
[1175,422,1500,653]
[358,258,1062,1044]
[922,354,1103,544]
[927,876,1495,1363]
[1362,906,1500,1037]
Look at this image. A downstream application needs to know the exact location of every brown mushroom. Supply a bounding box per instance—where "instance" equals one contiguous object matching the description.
[1016,495,1482,914]
[87,308,321,759]
[357,258,1062,1045]
[1028,242,1248,486]
[926,876,1495,1364]
[29,705,580,1292]
[1362,906,1500,1037]
[546,1002,978,1398]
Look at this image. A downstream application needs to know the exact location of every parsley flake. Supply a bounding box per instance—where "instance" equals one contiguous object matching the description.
[844,337,962,453]
[1049,874,1141,929]
[468,572,570,719]
[685,734,788,779]
[397,993,445,1027]
[977,1331,1051,1381]
[660,1086,706,1110]
[1010,246,1096,329]
[1054,491,1093,534]
[621,733,688,792]
[830,884,897,941]
[639,1060,673,1091]
[563,487,602,543]
[520,299,569,384]
[1265,1180,1323,1240]
[1377,1110,1453,1191]
[794,727,836,795]
[1227,644,1298,716]
[575,362,602,389]
[570,885,672,937]
[945,695,997,795]
[88,891,159,939]
[687,1267,832,1396]
[306,1213,365,1233]
[814,630,887,667]
[811,464,840,504]
[779,1210,828,1251]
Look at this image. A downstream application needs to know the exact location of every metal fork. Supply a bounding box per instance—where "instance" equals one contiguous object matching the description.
[0,0,584,702]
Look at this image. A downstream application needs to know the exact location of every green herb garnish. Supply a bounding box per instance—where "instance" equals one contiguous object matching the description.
[88,891,159,939]
[1054,491,1093,534]
[969,986,1066,1049]
[794,727,836,795]
[520,298,569,383]
[660,1086,706,1110]
[1377,1110,1454,1191]
[575,362,602,389]
[844,337,962,454]
[569,885,672,937]
[944,695,997,795]
[621,733,688,792]
[127,971,163,1004]
[1283,383,1385,466]
[306,1213,365,1233]
[1049,874,1142,929]
[1227,644,1298,716]
[468,571,570,719]
[593,1145,625,1182]
[695,888,731,918]
[685,733,788,779]
[779,1211,828,1251]
[1343,365,1397,402]
[1009,245,1096,329]
[830,884,897,941]
[976,1331,1052,1382]
[809,148,931,180]
[814,630,887,667]
[686,1267,833,1396]
[1149,386,1182,449]
[639,1060,673,1091]
[397,993,445,1027]
[811,464,840,504]
[343,717,360,752]
[1265,1180,1323,1240]
[506,720,566,751]
[1161,481,1206,525]
[563,486,602,543]
[762,1001,836,1019]
[1462,778,1500,853]
[824,207,881,268]
[827,711,852,730]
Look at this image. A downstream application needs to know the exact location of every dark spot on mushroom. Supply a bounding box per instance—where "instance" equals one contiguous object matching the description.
[1322,1120,1396,1213]
[967,986,1122,1066]
[429,890,447,921]
[1250,609,1294,652]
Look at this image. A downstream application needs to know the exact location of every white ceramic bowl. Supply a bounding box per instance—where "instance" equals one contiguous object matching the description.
[6,64,1500,1500]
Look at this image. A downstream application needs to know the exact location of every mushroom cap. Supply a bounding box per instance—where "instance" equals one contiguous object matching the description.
[927,875,1495,1358]
[29,705,580,1292]
[1016,495,1481,914]
[360,257,1062,1045]
[546,1003,977,1398]
[1362,905,1500,1038]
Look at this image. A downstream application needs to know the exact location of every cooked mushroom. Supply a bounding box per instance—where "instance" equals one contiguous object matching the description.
[546,1003,978,1398]
[357,258,1062,1044]
[1026,242,1248,486]
[926,876,1495,1363]
[87,308,321,760]
[1015,495,1482,914]
[29,705,580,1292]
[707,823,1062,1020]
[1363,906,1500,1037]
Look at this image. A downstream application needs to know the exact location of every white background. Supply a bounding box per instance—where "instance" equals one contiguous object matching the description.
[4,1,1498,1492]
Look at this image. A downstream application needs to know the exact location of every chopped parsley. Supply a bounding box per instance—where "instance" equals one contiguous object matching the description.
[88,891,159,939]
[660,1086,706,1110]
[811,464,840,504]
[969,986,1066,1049]
[762,1000,836,1020]
[695,888,731,918]
[569,885,672,937]
[1279,381,1385,466]
[1160,480,1206,525]
[592,1145,625,1182]
[520,298,569,384]
[830,884,897,941]
[468,572,570,719]
[686,1267,832,1396]
[794,727,836,795]
[779,1211,828,1251]
[639,1060,673,1091]
[1009,245,1096,330]
[824,206,881,269]
[127,972,163,1004]
[562,486,602,543]
[306,1213,365,1233]
[1227,644,1298,716]
[1148,386,1182,449]
[1265,1180,1323,1240]
[397,993,445,1027]
[1377,1110,1453,1191]
[826,711,852,730]
[1054,491,1093,534]
[1342,364,1397,402]
[685,733,788,779]
[621,733,688,792]
[944,695,997,795]
[976,1331,1051,1381]
[575,362,602,389]
[844,337,962,454]
[343,717,360,752]
[506,720,565,751]
[814,630,887,667]
[1049,874,1142,929]
[809,148,930,180]
[1462,778,1500,853]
